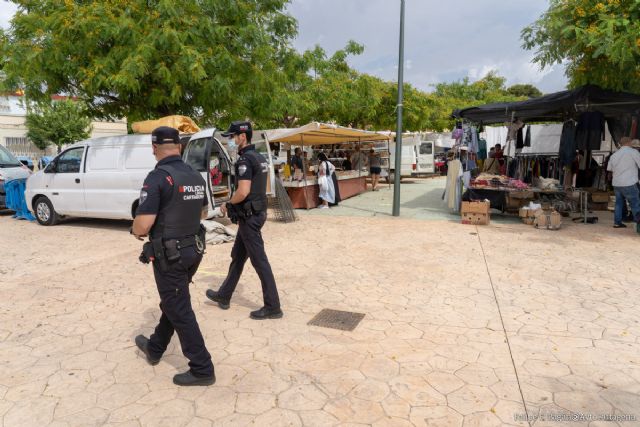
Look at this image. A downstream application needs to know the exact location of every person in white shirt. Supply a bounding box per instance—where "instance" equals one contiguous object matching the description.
[607,137,640,230]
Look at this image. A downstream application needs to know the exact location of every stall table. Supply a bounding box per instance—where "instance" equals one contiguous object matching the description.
[464,186,566,212]
[282,172,368,209]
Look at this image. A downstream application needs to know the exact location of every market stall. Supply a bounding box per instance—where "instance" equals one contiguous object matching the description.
[266,122,392,209]
[449,85,640,221]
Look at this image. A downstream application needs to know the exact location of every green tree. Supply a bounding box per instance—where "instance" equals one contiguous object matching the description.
[423,71,525,131]
[3,0,297,122]
[522,0,640,93]
[25,100,92,153]
[507,84,543,98]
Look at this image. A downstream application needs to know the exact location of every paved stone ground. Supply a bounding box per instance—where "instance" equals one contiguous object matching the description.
[1,179,639,426]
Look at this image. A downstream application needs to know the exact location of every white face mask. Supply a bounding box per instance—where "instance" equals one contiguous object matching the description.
[227,137,237,151]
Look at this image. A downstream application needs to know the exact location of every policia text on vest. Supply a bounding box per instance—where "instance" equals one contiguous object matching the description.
[131,126,215,387]
[205,121,283,320]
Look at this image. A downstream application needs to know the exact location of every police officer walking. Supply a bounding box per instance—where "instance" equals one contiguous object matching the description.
[206,121,283,320]
[132,126,215,386]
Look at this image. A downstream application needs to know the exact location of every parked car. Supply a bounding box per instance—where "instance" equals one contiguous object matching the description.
[16,156,34,171]
[26,129,276,225]
[0,145,32,209]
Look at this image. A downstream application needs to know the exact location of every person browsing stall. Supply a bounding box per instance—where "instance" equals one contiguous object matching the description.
[131,126,214,387]
[290,147,304,180]
[368,149,382,191]
[206,121,283,319]
[351,145,367,171]
[607,136,640,231]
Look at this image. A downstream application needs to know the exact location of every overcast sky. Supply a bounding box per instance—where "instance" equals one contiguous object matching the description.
[1,0,567,94]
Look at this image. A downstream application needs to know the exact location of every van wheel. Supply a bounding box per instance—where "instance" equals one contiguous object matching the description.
[34,197,59,226]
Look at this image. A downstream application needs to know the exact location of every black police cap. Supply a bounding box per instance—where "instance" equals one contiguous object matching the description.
[221,121,252,138]
[151,126,180,145]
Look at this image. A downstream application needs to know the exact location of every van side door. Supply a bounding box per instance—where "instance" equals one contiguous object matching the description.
[83,145,126,218]
[253,135,275,197]
[47,146,87,216]
[209,138,233,206]
[417,141,435,174]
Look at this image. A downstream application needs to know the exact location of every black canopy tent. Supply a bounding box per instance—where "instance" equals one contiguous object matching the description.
[453,85,640,144]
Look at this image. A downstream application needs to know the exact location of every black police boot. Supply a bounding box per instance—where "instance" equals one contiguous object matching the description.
[205,289,230,310]
[135,335,160,366]
[173,370,216,386]
[250,307,284,320]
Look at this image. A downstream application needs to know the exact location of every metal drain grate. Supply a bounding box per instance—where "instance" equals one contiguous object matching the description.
[307,309,365,331]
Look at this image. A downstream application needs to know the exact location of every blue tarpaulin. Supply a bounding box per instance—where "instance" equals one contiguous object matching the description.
[5,179,35,221]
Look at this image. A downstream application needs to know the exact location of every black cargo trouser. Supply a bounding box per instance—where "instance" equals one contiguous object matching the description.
[147,246,213,377]
[218,211,280,309]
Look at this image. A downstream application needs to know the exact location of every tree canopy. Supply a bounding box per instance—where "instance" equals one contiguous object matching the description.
[522,0,640,93]
[2,0,297,122]
[507,84,543,98]
[1,1,539,133]
[25,100,92,153]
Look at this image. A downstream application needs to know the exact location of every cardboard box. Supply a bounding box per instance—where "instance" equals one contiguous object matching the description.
[522,217,535,225]
[461,201,490,215]
[461,212,490,225]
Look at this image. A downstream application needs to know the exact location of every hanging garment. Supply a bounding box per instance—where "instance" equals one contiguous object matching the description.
[575,112,605,150]
[445,160,463,211]
[478,139,488,160]
[524,126,531,147]
[468,127,479,153]
[559,120,577,167]
[516,127,524,149]
[507,119,524,142]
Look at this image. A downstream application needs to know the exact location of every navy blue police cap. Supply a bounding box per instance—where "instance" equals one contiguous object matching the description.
[151,126,180,145]
[221,121,252,138]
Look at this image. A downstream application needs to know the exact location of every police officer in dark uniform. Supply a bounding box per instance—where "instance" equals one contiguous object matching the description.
[205,121,283,320]
[131,126,215,386]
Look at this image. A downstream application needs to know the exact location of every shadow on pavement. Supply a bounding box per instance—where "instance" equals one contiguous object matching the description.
[57,217,131,231]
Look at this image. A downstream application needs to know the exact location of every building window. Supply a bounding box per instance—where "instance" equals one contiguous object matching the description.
[4,137,44,157]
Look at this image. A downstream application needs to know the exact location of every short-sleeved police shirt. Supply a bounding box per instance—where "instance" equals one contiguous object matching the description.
[235,146,256,182]
[136,155,208,216]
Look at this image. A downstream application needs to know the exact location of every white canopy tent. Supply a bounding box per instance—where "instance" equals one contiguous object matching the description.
[267,122,392,145]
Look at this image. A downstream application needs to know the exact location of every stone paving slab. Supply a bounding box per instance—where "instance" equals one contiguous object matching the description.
[1,185,639,426]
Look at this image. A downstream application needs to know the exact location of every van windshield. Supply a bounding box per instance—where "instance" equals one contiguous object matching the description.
[0,145,22,167]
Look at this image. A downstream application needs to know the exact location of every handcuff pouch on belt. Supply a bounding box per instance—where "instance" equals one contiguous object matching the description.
[228,200,266,224]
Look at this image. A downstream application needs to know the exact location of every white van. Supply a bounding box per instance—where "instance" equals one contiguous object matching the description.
[379,141,418,183]
[414,141,435,174]
[0,145,32,208]
[26,129,275,225]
